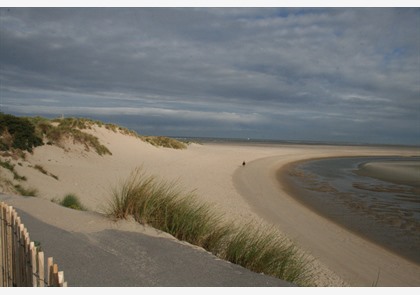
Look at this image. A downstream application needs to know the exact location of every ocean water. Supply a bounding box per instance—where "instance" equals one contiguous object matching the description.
[176,136,411,147]
[285,156,420,264]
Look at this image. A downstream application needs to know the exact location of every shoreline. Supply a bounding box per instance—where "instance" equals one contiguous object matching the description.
[233,152,420,286]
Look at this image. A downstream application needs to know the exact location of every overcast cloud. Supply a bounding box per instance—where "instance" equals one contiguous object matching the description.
[0,8,419,144]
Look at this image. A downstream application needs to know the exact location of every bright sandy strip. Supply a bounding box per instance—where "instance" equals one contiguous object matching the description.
[357,161,420,186]
[2,125,419,286]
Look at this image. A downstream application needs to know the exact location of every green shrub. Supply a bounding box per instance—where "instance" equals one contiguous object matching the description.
[60,194,85,211]
[0,113,43,152]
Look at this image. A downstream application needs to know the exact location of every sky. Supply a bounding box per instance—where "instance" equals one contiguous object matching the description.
[0,7,419,145]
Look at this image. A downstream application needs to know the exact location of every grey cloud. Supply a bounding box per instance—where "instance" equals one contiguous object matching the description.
[1,8,419,145]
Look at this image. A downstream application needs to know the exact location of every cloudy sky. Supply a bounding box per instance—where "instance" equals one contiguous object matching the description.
[0,8,419,145]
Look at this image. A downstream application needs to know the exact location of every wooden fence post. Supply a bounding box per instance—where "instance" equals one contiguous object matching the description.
[11,210,17,287]
[30,242,37,286]
[38,251,45,287]
[18,223,25,286]
[47,257,53,286]
[51,263,58,287]
[0,202,5,286]
[6,206,13,286]
[1,204,8,286]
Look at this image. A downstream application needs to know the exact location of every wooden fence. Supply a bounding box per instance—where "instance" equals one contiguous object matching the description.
[0,202,67,287]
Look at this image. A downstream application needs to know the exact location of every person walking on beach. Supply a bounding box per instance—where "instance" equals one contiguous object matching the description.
[242,161,246,166]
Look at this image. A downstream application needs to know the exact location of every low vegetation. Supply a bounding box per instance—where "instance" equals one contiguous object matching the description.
[0,113,43,152]
[13,184,38,197]
[1,113,187,157]
[34,117,113,156]
[59,194,86,211]
[33,164,59,180]
[142,136,187,149]
[107,168,313,286]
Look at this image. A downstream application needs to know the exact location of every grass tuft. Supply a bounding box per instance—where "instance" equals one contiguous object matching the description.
[107,168,313,286]
[34,164,48,175]
[14,184,38,197]
[33,164,59,180]
[60,193,86,211]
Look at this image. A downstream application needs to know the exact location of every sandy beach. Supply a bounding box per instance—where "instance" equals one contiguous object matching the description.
[1,124,419,286]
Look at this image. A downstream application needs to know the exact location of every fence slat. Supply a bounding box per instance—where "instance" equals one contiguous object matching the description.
[30,242,37,286]
[18,223,25,287]
[1,203,5,286]
[58,271,64,287]
[0,203,5,286]
[6,206,13,287]
[38,251,45,287]
[11,210,17,287]
[25,229,31,286]
[52,263,58,287]
[47,257,53,286]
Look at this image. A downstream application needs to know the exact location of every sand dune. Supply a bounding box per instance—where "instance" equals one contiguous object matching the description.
[1,124,419,286]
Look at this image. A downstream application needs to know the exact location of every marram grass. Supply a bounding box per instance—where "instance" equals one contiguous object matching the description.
[221,223,312,284]
[107,168,314,286]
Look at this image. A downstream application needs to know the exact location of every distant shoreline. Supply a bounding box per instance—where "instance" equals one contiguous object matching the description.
[178,136,420,149]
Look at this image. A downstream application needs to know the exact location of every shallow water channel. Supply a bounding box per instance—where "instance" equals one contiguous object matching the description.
[285,156,420,264]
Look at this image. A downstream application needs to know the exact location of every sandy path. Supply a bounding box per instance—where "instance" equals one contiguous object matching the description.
[0,194,292,287]
[233,154,420,286]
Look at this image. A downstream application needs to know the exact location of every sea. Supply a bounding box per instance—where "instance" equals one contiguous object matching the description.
[175,136,419,148]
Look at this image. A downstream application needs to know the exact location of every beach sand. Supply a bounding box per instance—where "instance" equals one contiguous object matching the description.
[1,125,419,286]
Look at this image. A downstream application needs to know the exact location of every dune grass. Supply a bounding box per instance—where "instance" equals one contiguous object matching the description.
[142,136,187,149]
[222,223,310,283]
[107,168,313,286]
[107,168,230,252]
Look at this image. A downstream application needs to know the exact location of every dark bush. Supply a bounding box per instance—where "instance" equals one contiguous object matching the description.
[0,113,44,152]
